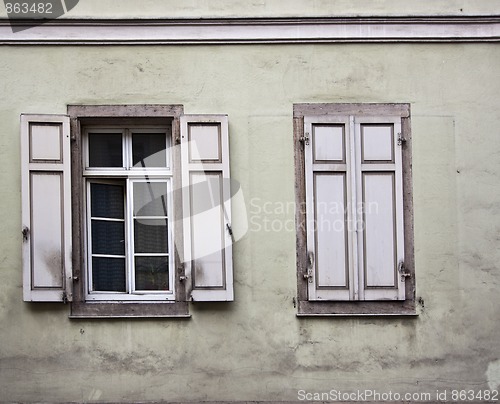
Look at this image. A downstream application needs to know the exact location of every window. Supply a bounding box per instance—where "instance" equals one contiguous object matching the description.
[293,104,416,316]
[83,125,174,301]
[21,105,235,318]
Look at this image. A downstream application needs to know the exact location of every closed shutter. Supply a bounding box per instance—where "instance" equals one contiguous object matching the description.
[304,116,354,301]
[21,114,73,302]
[354,117,405,300]
[180,115,234,301]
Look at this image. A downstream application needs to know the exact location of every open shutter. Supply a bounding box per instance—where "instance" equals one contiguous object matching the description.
[180,115,233,301]
[21,114,73,302]
[304,116,354,301]
[354,116,405,300]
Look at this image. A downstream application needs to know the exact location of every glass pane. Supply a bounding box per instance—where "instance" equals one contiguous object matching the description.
[134,219,168,253]
[88,133,123,167]
[92,220,125,255]
[135,256,169,291]
[92,257,126,292]
[133,182,168,217]
[132,133,166,168]
[91,183,124,219]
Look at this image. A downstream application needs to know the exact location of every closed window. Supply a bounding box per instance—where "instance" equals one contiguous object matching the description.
[293,104,416,316]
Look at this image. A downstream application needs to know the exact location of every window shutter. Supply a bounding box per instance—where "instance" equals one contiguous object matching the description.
[354,117,405,300]
[180,115,234,301]
[304,116,354,301]
[21,114,73,302]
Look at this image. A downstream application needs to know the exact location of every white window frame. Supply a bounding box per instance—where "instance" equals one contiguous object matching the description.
[83,125,176,301]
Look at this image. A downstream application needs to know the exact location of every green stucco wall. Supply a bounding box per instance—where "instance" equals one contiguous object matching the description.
[0,40,499,401]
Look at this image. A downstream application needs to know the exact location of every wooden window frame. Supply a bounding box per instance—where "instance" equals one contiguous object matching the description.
[68,105,190,318]
[294,103,416,316]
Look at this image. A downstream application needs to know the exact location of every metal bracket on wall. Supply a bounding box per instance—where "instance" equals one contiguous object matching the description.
[398,260,411,282]
[397,133,407,146]
[300,132,310,146]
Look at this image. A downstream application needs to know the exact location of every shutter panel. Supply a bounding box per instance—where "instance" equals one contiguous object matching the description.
[304,116,354,301]
[180,115,233,301]
[354,117,405,300]
[21,114,73,302]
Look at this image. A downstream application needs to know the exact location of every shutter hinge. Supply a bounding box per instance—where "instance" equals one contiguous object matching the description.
[303,251,314,283]
[62,291,68,304]
[299,132,310,146]
[22,226,30,242]
[178,262,187,282]
[398,261,411,282]
[397,133,407,146]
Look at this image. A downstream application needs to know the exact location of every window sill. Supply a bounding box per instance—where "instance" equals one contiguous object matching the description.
[297,300,417,317]
[70,301,190,319]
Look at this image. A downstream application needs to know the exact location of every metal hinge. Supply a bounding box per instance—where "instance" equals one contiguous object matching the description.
[62,291,68,304]
[22,226,29,242]
[303,251,314,283]
[299,132,310,146]
[178,262,187,282]
[397,133,407,146]
[398,261,411,282]
[226,223,233,237]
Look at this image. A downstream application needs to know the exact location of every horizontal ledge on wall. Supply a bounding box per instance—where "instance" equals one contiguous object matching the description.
[0,16,499,44]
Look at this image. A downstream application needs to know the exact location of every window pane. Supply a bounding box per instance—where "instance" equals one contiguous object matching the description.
[134,219,168,253]
[88,133,123,167]
[92,220,125,255]
[133,181,168,216]
[91,183,124,219]
[132,133,166,168]
[135,256,169,291]
[92,257,126,292]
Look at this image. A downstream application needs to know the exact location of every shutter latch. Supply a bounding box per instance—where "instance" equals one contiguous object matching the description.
[397,133,407,146]
[303,251,314,283]
[398,261,411,282]
[300,132,310,146]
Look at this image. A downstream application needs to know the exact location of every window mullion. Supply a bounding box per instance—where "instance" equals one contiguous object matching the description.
[126,178,134,294]
[124,128,131,169]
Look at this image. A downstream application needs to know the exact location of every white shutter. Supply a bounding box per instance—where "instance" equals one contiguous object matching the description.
[180,115,233,301]
[354,117,405,300]
[21,114,73,302]
[304,116,354,301]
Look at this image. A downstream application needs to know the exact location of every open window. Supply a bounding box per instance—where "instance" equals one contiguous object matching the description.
[21,105,234,318]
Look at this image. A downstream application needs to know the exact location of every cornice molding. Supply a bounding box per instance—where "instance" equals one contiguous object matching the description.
[1,16,499,45]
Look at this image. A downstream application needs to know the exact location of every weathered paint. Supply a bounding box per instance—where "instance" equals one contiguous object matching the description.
[0,25,499,404]
[0,0,498,18]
